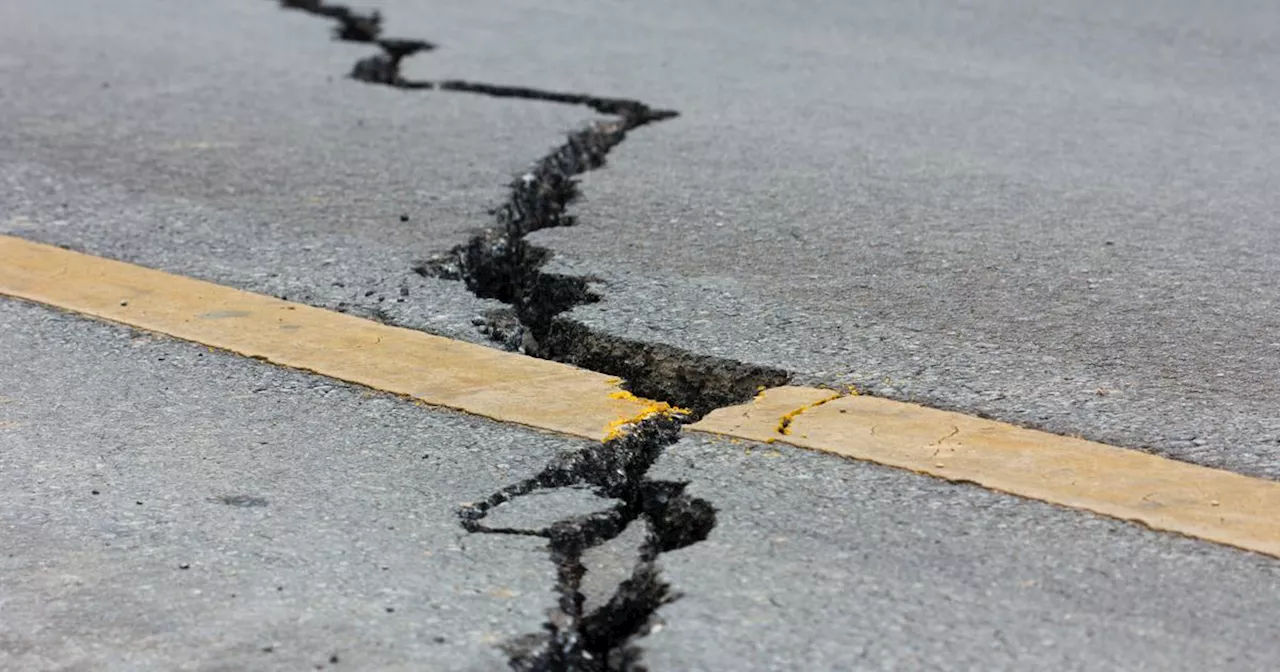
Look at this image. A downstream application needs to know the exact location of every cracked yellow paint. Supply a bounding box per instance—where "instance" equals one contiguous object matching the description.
[688,386,841,443]
[601,390,688,441]
[775,390,841,435]
[0,236,660,442]
[693,388,1280,559]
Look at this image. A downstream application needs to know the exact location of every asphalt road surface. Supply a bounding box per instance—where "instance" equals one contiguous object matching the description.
[3,1,1280,670]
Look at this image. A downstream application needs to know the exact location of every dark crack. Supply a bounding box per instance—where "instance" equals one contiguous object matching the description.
[460,416,714,671]
[274,2,779,668]
[280,0,788,416]
[413,106,790,414]
[412,97,788,415]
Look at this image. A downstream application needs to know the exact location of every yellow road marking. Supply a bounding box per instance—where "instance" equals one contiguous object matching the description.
[691,387,1280,558]
[0,236,675,441]
[5,235,1280,558]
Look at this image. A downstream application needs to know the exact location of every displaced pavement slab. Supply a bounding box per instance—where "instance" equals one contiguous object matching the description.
[644,434,1280,671]
[0,298,574,671]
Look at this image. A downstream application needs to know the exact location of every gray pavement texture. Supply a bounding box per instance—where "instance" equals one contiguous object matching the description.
[644,436,1280,670]
[0,299,569,671]
[427,0,1280,478]
[5,300,1280,671]
[5,0,1280,669]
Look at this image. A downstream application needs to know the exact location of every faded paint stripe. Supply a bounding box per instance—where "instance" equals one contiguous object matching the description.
[5,235,1280,558]
[690,387,1280,559]
[0,235,676,441]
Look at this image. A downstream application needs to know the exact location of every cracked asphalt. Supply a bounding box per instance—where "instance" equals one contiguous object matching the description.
[4,0,1280,670]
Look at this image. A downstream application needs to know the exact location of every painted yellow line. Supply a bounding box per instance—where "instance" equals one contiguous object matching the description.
[690,386,1280,558]
[0,236,677,441]
[5,235,1280,558]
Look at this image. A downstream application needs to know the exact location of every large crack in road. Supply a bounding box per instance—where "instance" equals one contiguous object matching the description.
[275,2,785,669]
[278,0,788,418]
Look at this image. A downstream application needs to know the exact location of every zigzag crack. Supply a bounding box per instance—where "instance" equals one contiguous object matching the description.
[275,2,784,669]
